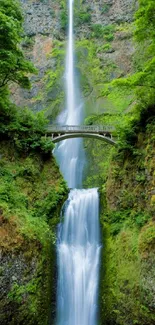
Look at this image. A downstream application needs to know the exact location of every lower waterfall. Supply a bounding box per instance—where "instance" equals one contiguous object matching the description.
[57,188,101,325]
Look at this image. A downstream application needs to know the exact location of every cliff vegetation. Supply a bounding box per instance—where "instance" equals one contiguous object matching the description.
[0,1,67,324]
[99,1,155,324]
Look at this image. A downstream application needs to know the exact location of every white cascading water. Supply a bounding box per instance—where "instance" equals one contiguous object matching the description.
[54,0,84,188]
[57,189,101,325]
[56,0,101,324]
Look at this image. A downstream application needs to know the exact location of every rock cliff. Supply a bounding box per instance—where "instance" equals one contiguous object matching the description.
[100,119,155,325]
[0,136,67,324]
[11,0,136,119]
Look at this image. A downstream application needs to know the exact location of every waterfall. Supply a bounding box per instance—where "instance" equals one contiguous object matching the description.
[57,189,101,325]
[55,0,101,324]
[54,0,84,188]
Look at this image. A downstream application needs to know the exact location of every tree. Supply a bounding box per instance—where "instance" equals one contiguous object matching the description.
[0,0,36,89]
[112,0,155,91]
[134,0,155,42]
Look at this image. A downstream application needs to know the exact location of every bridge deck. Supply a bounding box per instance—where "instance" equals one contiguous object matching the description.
[46,125,116,145]
[46,125,115,134]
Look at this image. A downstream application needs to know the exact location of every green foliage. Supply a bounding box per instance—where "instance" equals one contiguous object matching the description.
[0,0,36,89]
[0,141,67,240]
[60,9,68,30]
[77,11,91,24]
[0,2,68,324]
[112,56,155,90]
[91,24,103,38]
[83,87,133,187]
[101,117,155,324]
[0,98,55,156]
[97,43,112,53]
[139,221,155,253]
[134,0,155,42]
[0,0,44,162]
[44,40,65,119]
[100,223,155,325]
[91,24,115,40]
[6,242,56,324]
[0,130,67,323]
[107,209,151,236]
[22,36,35,48]
[75,39,118,101]
[33,180,67,219]
[108,0,155,149]
[104,33,114,42]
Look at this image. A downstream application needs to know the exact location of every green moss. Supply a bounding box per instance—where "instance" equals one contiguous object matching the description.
[6,243,55,325]
[97,43,112,53]
[60,9,68,30]
[100,221,155,325]
[138,221,155,254]
[99,119,155,325]
[91,24,115,40]
[77,11,91,24]
[0,133,67,324]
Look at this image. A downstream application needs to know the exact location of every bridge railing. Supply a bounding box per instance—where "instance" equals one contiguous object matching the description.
[46,124,115,133]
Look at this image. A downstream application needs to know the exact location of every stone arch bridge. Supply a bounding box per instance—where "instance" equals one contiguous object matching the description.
[46,125,117,145]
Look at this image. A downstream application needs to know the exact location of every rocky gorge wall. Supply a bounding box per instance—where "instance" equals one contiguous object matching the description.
[0,138,68,325]
[11,0,137,120]
[100,120,155,325]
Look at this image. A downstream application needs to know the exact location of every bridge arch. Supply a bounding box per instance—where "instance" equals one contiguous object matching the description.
[51,133,116,145]
[46,125,117,146]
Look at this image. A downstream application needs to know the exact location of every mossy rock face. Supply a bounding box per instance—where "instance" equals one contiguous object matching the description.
[0,237,54,325]
[0,140,68,325]
[100,222,155,325]
[99,121,155,325]
[11,0,135,124]
[106,123,155,218]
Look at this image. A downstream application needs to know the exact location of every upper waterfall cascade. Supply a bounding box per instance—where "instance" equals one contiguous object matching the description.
[55,0,101,324]
[54,0,84,189]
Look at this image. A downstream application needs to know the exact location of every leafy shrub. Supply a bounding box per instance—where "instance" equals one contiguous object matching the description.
[60,9,68,30]
[91,24,103,38]
[78,11,91,24]
[104,33,114,41]
[91,24,115,40]
[0,99,54,156]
